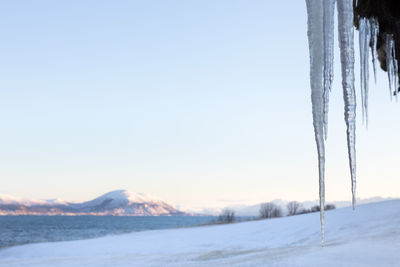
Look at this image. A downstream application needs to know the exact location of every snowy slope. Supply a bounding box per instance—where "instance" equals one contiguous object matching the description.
[0,200,399,266]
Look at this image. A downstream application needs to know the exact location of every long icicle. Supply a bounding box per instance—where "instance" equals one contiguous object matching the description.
[370,18,379,84]
[359,18,371,127]
[394,45,399,101]
[306,0,325,246]
[322,0,336,140]
[386,34,394,100]
[337,0,357,210]
[363,19,370,125]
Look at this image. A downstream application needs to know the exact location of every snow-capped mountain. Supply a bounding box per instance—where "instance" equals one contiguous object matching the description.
[0,190,188,216]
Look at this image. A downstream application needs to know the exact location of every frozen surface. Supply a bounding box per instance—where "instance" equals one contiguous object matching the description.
[0,200,399,267]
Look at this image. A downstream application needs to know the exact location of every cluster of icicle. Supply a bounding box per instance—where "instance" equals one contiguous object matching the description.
[305,0,398,246]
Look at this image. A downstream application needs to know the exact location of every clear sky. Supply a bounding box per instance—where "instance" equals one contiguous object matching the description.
[0,1,399,208]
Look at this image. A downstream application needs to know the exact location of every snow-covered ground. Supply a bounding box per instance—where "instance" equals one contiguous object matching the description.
[0,200,399,267]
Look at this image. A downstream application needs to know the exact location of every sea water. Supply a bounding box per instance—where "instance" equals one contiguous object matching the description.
[0,215,219,248]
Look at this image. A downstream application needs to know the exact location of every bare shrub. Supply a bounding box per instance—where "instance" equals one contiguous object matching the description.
[325,204,336,210]
[218,208,235,223]
[311,205,320,212]
[259,202,283,219]
[310,204,336,213]
[286,201,302,216]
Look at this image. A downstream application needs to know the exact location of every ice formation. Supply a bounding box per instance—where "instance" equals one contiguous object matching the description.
[304,0,400,245]
[370,18,379,84]
[322,0,336,140]
[386,34,399,100]
[359,17,370,125]
[337,0,356,211]
[305,0,325,245]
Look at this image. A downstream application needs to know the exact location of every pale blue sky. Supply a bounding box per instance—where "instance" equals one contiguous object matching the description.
[0,1,399,208]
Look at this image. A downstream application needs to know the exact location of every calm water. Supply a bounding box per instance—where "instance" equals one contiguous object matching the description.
[0,215,218,248]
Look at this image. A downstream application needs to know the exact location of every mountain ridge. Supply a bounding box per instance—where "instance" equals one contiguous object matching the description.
[0,190,188,216]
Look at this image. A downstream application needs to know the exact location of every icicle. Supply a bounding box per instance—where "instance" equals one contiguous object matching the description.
[306,0,325,246]
[337,0,356,210]
[386,34,394,100]
[393,42,399,102]
[322,0,336,139]
[370,18,379,83]
[359,18,371,126]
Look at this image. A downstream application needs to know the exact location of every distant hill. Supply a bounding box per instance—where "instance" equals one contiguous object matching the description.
[231,197,395,217]
[0,190,188,216]
[187,197,395,216]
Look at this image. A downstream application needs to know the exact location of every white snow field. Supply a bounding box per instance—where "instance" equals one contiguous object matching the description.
[0,200,399,267]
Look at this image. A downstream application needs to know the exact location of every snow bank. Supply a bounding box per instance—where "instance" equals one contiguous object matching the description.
[0,200,399,266]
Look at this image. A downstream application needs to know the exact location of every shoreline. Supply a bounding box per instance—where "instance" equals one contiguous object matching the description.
[1,200,399,266]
